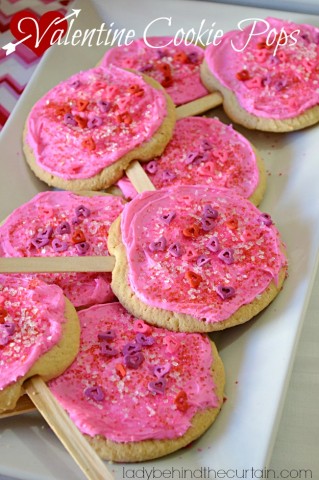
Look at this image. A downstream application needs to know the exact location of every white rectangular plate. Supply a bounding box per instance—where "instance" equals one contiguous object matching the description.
[0,1,319,479]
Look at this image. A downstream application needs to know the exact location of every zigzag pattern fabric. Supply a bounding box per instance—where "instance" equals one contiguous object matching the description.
[0,0,74,131]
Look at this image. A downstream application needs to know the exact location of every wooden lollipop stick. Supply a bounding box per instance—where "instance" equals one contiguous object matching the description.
[126,160,156,193]
[0,255,115,273]
[24,376,114,480]
[176,91,223,119]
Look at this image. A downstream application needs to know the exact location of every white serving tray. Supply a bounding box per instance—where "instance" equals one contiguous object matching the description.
[0,1,319,479]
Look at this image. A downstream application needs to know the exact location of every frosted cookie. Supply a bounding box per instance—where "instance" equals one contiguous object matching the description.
[108,185,287,333]
[0,191,125,309]
[48,302,224,462]
[201,18,319,132]
[100,37,208,105]
[0,275,79,413]
[23,65,175,190]
[117,116,266,206]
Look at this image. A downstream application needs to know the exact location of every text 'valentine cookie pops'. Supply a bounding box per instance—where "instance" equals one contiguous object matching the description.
[201,18,319,132]
[23,65,175,191]
[108,185,287,332]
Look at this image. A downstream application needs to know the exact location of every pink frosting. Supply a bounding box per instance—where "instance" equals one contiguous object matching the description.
[101,37,208,105]
[121,185,287,324]
[205,17,319,118]
[117,116,260,200]
[26,66,167,179]
[0,275,66,390]
[0,191,125,308]
[48,302,219,442]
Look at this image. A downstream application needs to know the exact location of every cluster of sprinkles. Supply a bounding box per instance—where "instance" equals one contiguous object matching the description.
[27,66,167,179]
[121,186,286,324]
[205,18,319,117]
[48,303,218,442]
[101,37,208,105]
[141,117,259,198]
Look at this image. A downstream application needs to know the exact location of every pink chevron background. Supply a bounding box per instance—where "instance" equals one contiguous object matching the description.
[0,0,74,131]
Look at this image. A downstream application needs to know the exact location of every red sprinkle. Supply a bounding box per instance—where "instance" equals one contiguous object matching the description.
[236,70,250,81]
[81,137,96,151]
[72,229,86,244]
[116,112,132,125]
[77,99,89,112]
[74,115,88,129]
[157,62,171,76]
[161,75,173,88]
[175,391,189,412]
[173,52,188,63]
[55,105,70,116]
[182,225,200,238]
[185,271,202,288]
[226,218,238,230]
[127,84,144,97]
[115,363,126,379]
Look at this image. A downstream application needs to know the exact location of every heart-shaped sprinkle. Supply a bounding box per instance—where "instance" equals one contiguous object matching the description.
[185,152,200,165]
[162,170,176,182]
[75,241,89,255]
[135,333,155,347]
[75,205,91,218]
[206,236,220,253]
[133,319,151,334]
[115,363,126,379]
[198,162,215,176]
[216,285,235,300]
[163,336,180,354]
[145,161,157,174]
[168,242,183,258]
[31,236,50,249]
[98,100,112,113]
[182,225,200,238]
[153,363,171,378]
[201,217,215,231]
[82,137,96,151]
[72,230,86,244]
[64,113,77,126]
[100,343,118,356]
[218,248,234,265]
[2,322,15,336]
[174,391,189,412]
[196,255,211,267]
[70,80,81,89]
[38,227,53,239]
[84,386,104,402]
[56,221,71,235]
[122,342,142,356]
[75,115,88,129]
[87,116,103,129]
[98,330,116,341]
[149,236,167,252]
[52,239,68,253]
[160,211,176,225]
[77,99,89,112]
[259,213,273,226]
[201,140,213,151]
[187,51,199,63]
[203,205,218,219]
[124,352,144,369]
[185,271,202,288]
[148,378,167,394]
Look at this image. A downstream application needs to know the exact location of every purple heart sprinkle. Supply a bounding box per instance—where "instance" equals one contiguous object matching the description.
[70,80,81,89]
[187,51,199,63]
[64,113,77,126]
[206,236,220,253]
[148,378,167,394]
[38,227,53,239]
[156,49,166,59]
[196,255,211,267]
[201,217,215,231]
[201,140,213,151]
[216,285,235,300]
[52,239,68,253]
[135,333,155,347]
[71,216,81,226]
[168,242,183,258]
[145,161,157,174]
[185,152,200,165]
[124,351,144,369]
[160,211,176,225]
[100,342,118,356]
[122,342,142,356]
[153,363,171,378]
[162,170,177,182]
[31,236,50,249]
[2,322,15,336]
[98,100,112,113]
[56,221,71,235]
[84,386,105,402]
[98,330,116,341]
[259,213,273,226]
[203,205,218,219]
[0,336,9,346]
[88,116,103,129]
[75,241,89,255]
[274,79,287,91]
[218,248,234,265]
[149,236,167,252]
[75,205,91,218]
